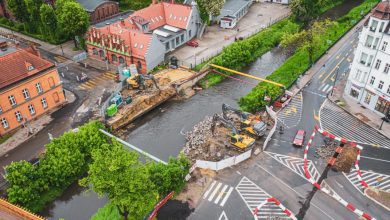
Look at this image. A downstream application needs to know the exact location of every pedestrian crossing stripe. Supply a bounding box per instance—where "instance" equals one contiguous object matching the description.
[235,177,290,219]
[104,72,117,79]
[97,75,113,80]
[319,84,333,93]
[85,81,97,86]
[344,169,390,195]
[202,180,233,207]
[55,55,67,63]
[78,84,91,90]
[320,101,390,149]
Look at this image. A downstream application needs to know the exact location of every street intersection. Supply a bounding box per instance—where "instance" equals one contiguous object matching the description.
[190,25,390,220]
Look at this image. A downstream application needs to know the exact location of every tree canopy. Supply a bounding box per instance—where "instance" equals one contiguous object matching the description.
[197,0,224,18]
[290,0,321,25]
[6,0,29,23]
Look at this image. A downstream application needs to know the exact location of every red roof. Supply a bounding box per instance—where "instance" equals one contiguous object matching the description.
[372,1,390,20]
[89,2,193,58]
[0,48,54,90]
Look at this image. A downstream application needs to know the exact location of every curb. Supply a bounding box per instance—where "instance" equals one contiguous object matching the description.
[326,97,390,140]
[364,187,390,212]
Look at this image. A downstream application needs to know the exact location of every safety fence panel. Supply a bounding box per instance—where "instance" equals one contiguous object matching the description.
[234,149,252,165]
[216,156,236,171]
[263,106,277,150]
[195,149,252,171]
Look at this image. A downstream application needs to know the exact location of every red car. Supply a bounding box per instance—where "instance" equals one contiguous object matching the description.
[186,40,199,47]
[293,130,306,147]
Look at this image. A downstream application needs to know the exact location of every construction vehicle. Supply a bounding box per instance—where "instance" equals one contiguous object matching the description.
[222,104,267,138]
[211,114,255,151]
[126,73,160,90]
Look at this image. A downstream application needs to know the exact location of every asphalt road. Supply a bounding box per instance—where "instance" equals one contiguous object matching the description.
[191,27,390,220]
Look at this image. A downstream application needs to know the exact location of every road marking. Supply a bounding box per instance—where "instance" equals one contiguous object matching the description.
[326,85,333,93]
[255,163,335,220]
[202,180,233,207]
[314,110,319,121]
[344,169,390,194]
[218,211,228,220]
[264,151,339,197]
[360,156,390,163]
[235,177,289,219]
[277,92,303,129]
[236,171,242,175]
[322,84,330,92]
[302,89,327,98]
[336,55,340,59]
[220,187,233,207]
[322,59,344,83]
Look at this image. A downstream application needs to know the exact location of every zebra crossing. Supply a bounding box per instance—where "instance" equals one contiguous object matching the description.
[236,176,290,219]
[318,84,334,94]
[265,151,338,197]
[202,180,234,207]
[277,92,303,129]
[344,169,390,194]
[54,55,68,63]
[78,72,117,90]
[320,100,390,149]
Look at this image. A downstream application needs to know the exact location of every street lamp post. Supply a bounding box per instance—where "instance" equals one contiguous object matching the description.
[60,44,64,56]
[330,66,340,96]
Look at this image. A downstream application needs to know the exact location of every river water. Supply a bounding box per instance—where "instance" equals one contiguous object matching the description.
[41,1,362,219]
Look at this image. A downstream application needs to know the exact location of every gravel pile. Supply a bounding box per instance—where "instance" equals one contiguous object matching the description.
[315,140,338,159]
[184,116,213,153]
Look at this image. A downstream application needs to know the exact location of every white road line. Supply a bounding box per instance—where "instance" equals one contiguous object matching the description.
[360,156,390,163]
[322,84,330,92]
[215,185,228,204]
[220,187,233,207]
[203,180,216,199]
[218,211,228,220]
[255,163,335,220]
[208,182,222,201]
[326,86,333,93]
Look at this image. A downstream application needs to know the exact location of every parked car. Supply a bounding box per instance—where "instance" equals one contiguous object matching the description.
[186,40,199,47]
[293,130,306,147]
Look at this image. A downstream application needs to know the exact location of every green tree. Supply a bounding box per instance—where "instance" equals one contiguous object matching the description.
[197,0,224,17]
[5,161,42,210]
[281,19,335,65]
[80,141,158,220]
[56,1,89,48]
[40,4,57,40]
[147,153,190,196]
[290,0,321,25]
[91,203,123,220]
[25,0,43,32]
[6,0,29,23]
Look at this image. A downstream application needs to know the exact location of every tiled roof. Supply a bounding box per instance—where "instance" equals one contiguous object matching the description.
[372,1,390,20]
[0,48,54,90]
[77,0,114,12]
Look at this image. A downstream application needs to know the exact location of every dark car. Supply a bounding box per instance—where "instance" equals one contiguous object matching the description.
[293,130,306,147]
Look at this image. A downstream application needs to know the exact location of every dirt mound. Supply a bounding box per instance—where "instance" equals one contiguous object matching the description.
[333,144,358,173]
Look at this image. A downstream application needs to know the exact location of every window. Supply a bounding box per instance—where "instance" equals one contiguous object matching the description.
[36,82,43,93]
[373,38,379,49]
[8,95,16,106]
[382,42,388,51]
[361,72,368,83]
[364,92,372,104]
[41,98,48,109]
[350,88,359,98]
[137,61,142,70]
[48,77,55,88]
[28,104,35,115]
[370,76,375,85]
[370,19,378,32]
[93,48,98,55]
[365,35,373,47]
[22,88,30,100]
[53,92,60,103]
[165,42,170,50]
[387,85,390,95]
[360,52,367,65]
[181,34,184,43]
[367,55,373,67]
[15,111,22,122]
[354,69,362,80]
[0,105,2,113]
[378,81,384,89]
[375,59,382,69]
[111,54,117,62]
[375,97,390,114]
[176,37,179,44]
[189,30,192,38]
[27,65,34,71]
[119,56,125,64]
[385,63,390,74]
[1,118,9,129]
[379,22,385,32]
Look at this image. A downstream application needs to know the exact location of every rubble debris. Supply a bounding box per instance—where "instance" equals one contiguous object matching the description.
[333,144,358,173]
[315,140,338,159]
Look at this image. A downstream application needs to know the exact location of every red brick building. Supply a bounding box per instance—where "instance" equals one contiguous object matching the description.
[0,40,66,135]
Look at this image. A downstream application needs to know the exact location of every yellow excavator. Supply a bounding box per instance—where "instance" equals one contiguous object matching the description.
[222,104,266,138]
[211,114,255,151]
[126,73,160,90]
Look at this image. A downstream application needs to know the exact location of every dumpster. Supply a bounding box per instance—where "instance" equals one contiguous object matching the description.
[106,104,118,117]
[110,94,123,107]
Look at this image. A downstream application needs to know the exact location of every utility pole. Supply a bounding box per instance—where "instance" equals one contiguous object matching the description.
[331,66,340,96]
[296,143,346,219]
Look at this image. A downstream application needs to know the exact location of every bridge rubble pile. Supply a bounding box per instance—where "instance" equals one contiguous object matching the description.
[183,115,240,163]
[315,141,357,172]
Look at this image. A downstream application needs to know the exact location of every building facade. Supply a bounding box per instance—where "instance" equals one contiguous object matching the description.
[345,1,390,117]
[85,0,201,73]
[215,0,253,29]
[0,40,66,136]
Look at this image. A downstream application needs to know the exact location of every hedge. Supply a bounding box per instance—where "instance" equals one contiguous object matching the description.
[239,0,380,112]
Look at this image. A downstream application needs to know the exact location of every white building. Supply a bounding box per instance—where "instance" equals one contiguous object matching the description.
[345,0,390,117]
[265,0,289,4]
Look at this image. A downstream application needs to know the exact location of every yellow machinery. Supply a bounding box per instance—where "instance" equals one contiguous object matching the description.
[126,73,160,90]
[211,114,255,151]
[222,104,266,138]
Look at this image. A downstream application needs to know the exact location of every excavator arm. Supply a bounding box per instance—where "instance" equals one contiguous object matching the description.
[211,114,239,136]
[143,74,160,91]
[222,103,251,120]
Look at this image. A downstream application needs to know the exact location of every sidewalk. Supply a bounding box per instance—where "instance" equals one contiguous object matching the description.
[0,27,81,59]
[328,75,390,139]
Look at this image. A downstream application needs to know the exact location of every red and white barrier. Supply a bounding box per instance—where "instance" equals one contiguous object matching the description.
[354,150,369,189]
[301,125,375,220]
[253,197,297,220]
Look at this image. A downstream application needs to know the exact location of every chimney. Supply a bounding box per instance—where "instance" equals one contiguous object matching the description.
[120,18,125,25]
[27,43,41,57]
[0,40,8,51]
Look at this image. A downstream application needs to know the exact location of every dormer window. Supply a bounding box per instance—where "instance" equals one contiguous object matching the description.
[134,43,138,48]
[140,44,143,49]
[28,65,34,71]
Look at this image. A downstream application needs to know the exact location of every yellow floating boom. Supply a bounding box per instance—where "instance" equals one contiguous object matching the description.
[209,64,285,88]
